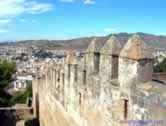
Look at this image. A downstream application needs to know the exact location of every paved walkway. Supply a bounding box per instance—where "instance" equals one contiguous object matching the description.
[40,93,79,126]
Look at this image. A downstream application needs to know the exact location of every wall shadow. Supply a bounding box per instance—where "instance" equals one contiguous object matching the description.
[0,110,16,126]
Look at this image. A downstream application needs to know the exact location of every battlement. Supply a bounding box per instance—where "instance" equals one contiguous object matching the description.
[33,34,166,126]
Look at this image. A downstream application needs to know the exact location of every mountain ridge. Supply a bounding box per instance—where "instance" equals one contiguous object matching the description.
[0,33,166,51]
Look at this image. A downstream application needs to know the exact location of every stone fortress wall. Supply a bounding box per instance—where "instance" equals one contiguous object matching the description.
[33,34,166,126]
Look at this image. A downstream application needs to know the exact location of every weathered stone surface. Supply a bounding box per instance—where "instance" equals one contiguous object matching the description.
[65,53,78,65]
[119,34,154,92]
[120,34,153,60]
[85,38,103,53]
[100,36,122,55]
[33,35,166,126]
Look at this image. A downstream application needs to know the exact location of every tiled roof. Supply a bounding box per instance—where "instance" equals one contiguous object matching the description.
[16,72,32,77]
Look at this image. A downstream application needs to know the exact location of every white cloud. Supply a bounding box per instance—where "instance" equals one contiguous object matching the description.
[25,1,53,14]
[84,0,96,5]
[59,0,96,4]
[0,0,53,17]
[19,18,36,23]
[60,0,74,3]
[0,19,11,24]
[0,29,10,33]
[104,28,117,33]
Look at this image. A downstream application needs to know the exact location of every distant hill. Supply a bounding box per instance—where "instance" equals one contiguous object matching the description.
[1,33,166,51]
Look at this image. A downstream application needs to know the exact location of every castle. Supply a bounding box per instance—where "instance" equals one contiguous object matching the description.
[33,34,166,126]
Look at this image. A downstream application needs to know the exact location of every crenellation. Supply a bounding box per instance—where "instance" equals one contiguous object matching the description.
[119,34,154,94]
[33,34,166,126]
[85,38,102,75]
[100,36,122,88]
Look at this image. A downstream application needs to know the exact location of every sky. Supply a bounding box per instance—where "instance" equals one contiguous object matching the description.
[0,0,166,41]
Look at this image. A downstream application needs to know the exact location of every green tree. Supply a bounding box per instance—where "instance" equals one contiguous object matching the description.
[0,60,32,107]
[0,60,16,88]
[154,58,166,72]
[0,60,16,107]
[10,84,32,104]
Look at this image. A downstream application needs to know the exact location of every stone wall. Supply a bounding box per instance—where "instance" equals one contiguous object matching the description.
[33,34,166,126]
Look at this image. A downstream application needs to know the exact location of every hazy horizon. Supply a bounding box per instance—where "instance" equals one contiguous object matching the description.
[1,32,166,43]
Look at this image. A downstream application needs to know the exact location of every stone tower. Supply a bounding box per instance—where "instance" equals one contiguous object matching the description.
[119,34,154,93]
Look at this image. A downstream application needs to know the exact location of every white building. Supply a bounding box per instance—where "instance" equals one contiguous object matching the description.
[16,72,33,81]
[13,80,27,91]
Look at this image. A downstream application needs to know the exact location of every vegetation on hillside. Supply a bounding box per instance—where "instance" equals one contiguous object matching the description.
[154,58,166,72]
[16,53,28,61]
[34,49,53,58]
[10,84,32,104]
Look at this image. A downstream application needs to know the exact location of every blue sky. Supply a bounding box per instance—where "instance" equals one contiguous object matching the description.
[0,0,165,41]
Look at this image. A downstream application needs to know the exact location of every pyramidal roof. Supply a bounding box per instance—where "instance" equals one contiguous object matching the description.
[120,34,153,60]
[100,36,122,55]
[85,38,103,53]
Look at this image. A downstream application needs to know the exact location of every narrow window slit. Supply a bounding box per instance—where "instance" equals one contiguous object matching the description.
[83,70,86,85]
[78,92,82,105]
[124,99,128,119]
